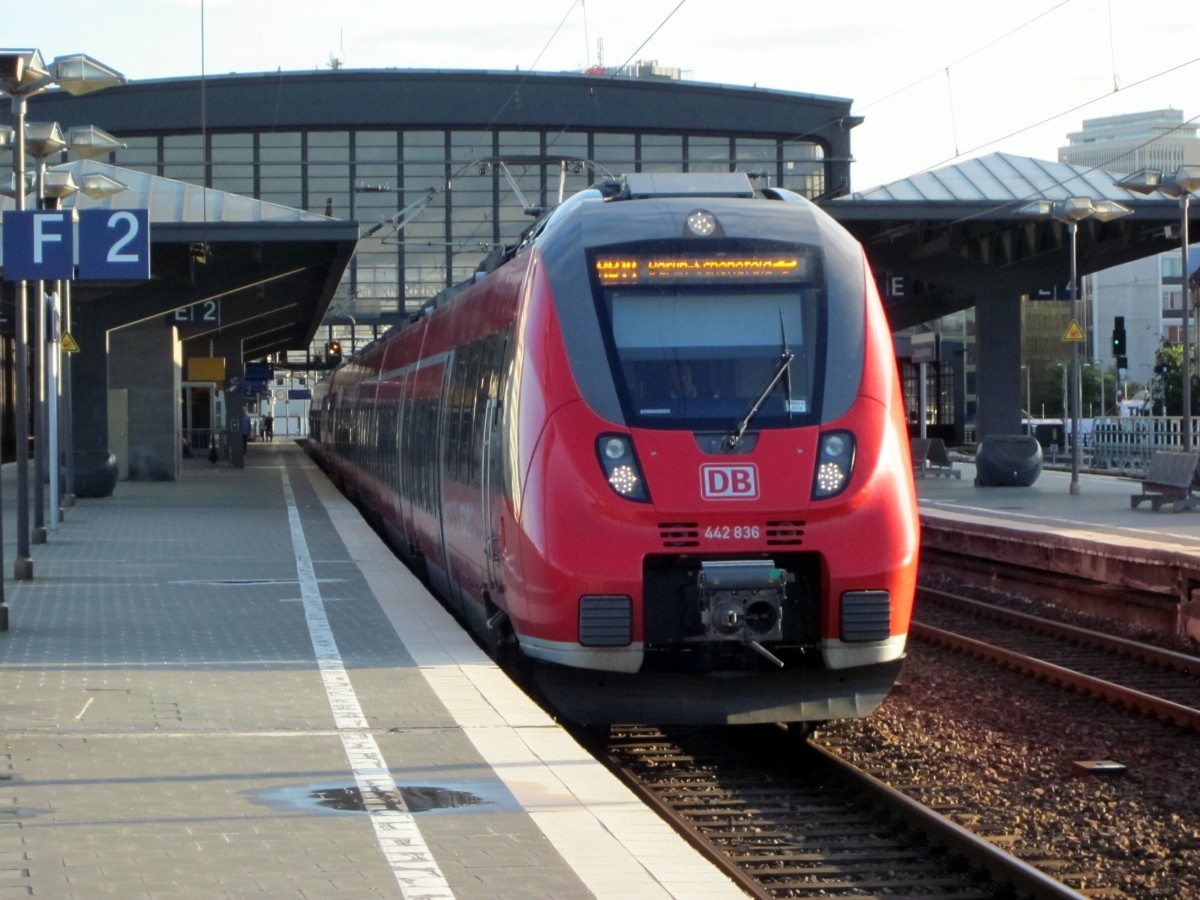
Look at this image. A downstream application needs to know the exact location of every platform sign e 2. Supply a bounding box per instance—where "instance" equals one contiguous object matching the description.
[77,209,150,280]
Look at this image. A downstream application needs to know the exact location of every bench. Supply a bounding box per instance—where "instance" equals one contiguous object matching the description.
[911,437,961,479]
[1129,451,1200,512]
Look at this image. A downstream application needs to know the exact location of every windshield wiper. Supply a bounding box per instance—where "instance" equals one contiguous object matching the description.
[724,348,794,451]
[725,312,795,452]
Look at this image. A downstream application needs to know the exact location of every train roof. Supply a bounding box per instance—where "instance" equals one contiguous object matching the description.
[597,172,758,200]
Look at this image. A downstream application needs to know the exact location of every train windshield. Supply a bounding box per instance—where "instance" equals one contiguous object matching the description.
[593,245,823,430]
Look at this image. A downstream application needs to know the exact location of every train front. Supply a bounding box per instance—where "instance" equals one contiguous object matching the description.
[510,173,919,727]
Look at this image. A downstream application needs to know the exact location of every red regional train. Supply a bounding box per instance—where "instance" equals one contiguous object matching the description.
[309,172,919,728]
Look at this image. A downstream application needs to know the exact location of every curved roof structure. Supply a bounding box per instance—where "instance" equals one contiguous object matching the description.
[849,152,1140,203]
[822,152,1198,329]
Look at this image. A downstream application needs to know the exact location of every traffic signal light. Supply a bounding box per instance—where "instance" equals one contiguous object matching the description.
[1111,316,1126,357]
[325,340,342,365]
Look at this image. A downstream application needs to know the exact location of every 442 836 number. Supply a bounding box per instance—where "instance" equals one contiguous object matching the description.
[704,524,761,540]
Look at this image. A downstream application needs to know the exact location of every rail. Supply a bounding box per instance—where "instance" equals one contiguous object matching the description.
[913,587,1200,731]
[181,419,308,463]
[182,428,230,462]
[1089,415,1197,473]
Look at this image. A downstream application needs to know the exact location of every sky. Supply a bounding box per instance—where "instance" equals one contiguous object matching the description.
[5,0,1199,190]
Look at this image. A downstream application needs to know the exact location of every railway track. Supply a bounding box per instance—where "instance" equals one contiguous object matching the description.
[572,722,1086,899]
[552,581,1199,898]
[913,586,1200,731]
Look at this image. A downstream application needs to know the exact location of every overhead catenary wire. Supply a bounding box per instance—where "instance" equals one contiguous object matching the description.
[854,0,1075,113]
[370,1,689,247]
[944,68,960,159]
[918,56,1200,180]
[785,0,1195,195]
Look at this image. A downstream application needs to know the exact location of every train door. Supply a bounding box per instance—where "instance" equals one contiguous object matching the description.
[481,335,508,595]
[428,357,460,613]
[400,354,454,607]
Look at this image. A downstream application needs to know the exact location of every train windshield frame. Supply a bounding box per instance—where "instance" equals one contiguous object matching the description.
[589,241,826,431]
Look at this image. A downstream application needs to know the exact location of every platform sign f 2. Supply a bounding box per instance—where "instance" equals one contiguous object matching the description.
[2,210,75,280]
[77,209,150,280]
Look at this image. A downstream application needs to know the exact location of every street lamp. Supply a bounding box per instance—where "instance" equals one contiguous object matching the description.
[1116,166,1200,450]
[24,121,71,544]
[0,49,125,581]
[1018,197,1132,494]
[29,131,126,542]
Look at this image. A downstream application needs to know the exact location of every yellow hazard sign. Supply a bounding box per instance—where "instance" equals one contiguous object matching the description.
[61,332,80,353]
[1062,320,1086,342]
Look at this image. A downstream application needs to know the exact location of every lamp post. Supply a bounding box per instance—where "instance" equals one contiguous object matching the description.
[31,153,76,543]
[0,49,125,581]
[1020,364,1031,425]
[27,130,126,540]
[1019,197,1132,494]
[38,165,127,536]
[1117,166,1200,450]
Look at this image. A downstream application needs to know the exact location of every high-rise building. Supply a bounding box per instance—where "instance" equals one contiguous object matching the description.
[1059,109,1200,173]
[1057,109,1200,397]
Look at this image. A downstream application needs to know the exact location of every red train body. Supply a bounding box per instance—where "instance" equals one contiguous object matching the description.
[309,173,919,726]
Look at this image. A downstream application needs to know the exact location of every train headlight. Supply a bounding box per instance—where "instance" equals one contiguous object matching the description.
[812,431,855,499]
[597,434,650,502]
[685,209,718,237]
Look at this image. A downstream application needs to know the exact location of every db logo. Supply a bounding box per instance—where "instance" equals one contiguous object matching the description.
[700,464,759,499]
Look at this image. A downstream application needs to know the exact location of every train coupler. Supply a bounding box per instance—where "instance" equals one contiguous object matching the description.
[694,560,793,668]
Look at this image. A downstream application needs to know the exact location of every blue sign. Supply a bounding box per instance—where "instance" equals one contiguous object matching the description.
[77,209,150,280]
[2,210,75,280]
[245,362,274,382]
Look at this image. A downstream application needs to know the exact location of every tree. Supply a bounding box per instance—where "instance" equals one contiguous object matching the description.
[1033,362,1068,418]
[1153,344,1199,416]
[1080,363,1115,417]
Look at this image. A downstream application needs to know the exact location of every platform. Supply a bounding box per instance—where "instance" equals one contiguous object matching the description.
[916,460,1200,640]
[0,442,742,899]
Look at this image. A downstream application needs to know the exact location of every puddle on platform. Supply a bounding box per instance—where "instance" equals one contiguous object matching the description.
[253,780,517,817]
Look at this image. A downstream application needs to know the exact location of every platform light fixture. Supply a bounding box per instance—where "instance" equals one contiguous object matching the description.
[0,48,126,589]
[36,164,128,542]
[38,139,128,540]
[78,171,128,199]
[1116,166,1200,451]
[1017,197,1131,495]
[65,125,125,160]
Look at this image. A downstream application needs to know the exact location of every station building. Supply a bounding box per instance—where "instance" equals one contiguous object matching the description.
[6,65,863,469]
[29,66,857,340]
